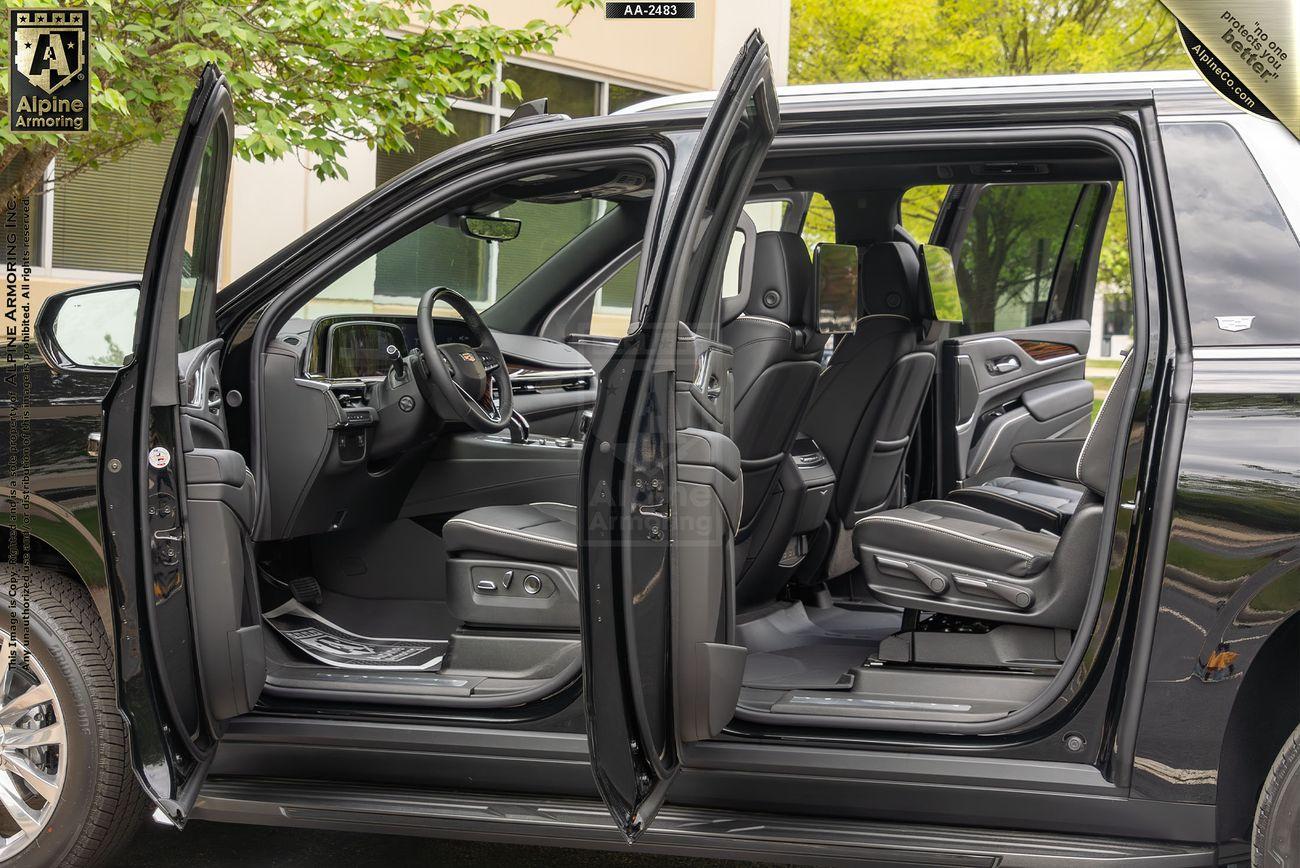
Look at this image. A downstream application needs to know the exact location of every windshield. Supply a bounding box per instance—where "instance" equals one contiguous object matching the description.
[295,198,615,320]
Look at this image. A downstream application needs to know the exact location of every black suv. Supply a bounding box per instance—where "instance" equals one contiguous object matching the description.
[4,32,1299,867]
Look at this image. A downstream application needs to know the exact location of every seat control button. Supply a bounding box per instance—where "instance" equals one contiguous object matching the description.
[501,569,514,589]
[475,579,497,592]
[522,574,543,595]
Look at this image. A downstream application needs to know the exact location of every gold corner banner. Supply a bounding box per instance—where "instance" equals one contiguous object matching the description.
[1161,1,1299,139]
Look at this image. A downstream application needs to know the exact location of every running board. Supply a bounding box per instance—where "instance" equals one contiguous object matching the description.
[193,777,1220,867]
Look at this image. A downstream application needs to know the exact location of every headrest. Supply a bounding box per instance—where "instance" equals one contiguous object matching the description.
[858,241,921,321]
[744,231,817,330]
[1076,348,1138,496]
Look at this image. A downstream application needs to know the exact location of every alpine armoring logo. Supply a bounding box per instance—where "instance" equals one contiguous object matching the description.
[8,8,90,133]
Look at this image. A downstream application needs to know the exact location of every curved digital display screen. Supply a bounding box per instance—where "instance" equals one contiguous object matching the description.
[325,321,406,379]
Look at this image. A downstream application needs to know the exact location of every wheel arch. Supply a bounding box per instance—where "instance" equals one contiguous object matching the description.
[0,492,109,631]
[1216,611,1300,842]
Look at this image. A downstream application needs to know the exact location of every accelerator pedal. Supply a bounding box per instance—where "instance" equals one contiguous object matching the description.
[289,576,323,606]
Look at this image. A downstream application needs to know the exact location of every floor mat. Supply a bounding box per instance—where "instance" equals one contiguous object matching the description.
[738,601,901,691]
[742,643,871,690]
[264,600,447,670]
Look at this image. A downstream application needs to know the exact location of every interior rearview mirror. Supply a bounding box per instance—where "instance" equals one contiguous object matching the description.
[919,244,964,323]
[813,242,859,333]
[460,214,522,242]
[37,282,141,371]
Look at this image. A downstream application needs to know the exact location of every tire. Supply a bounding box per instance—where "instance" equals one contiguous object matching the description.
[1255,721,1300,866]
[0,568,148,868]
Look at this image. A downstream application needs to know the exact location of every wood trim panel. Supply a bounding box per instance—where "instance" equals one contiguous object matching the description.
[1014,339,1078,362]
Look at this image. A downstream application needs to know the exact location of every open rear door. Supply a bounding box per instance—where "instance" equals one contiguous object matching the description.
[97,66,245,823]
[580,31,778,839]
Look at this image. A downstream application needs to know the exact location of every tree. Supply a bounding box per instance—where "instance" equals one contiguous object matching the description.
[790,0,1188,86]
[0,0,597,204]
[791,0,1185,319]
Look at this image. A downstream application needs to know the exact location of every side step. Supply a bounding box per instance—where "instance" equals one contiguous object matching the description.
[193,777,1221,867]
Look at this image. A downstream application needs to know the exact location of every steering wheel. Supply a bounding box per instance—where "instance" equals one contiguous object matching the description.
[415,287,513,432]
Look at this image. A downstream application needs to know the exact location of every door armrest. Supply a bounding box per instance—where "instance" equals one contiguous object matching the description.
[1010,438,1085,483]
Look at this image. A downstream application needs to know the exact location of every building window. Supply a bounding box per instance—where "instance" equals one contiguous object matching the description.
[52,139,174,273]
[0,161,44,264]
[609,85,662,112]
[375,108,491,186]
[501,63,600,117]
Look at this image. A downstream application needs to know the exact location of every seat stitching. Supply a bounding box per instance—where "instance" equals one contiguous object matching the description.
[855,514,1041,561]
[444,518,577,549]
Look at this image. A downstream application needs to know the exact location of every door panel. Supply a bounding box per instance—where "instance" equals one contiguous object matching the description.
[98,65,239,823]
[943,320,1092,486]
[580,29,778,839]
[935,179,1114,492]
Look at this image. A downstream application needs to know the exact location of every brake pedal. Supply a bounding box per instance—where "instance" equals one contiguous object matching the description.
[288,576,322,606]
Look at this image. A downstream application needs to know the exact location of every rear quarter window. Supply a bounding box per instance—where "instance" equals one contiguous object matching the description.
[1160,122,1300,346]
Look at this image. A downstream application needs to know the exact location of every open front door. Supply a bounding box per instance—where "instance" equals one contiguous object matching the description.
[580,31,778,839]
[98,66,250,824]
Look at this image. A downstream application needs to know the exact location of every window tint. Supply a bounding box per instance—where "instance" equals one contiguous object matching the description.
[955,183,1084,334]
[1161,122,1300,346]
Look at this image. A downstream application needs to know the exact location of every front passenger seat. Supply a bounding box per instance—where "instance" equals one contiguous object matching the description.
[721,230,828,531]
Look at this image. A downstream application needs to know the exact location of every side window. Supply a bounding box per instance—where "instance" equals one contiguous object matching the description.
[585,254,640,337]
[578,201,778,337]
[801,192,835,253]
[901,184,950,243]
[176,128,229,353]
[953,182,1087,334]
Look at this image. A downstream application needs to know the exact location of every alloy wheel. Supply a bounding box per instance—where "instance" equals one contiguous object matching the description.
[0,631,66,860]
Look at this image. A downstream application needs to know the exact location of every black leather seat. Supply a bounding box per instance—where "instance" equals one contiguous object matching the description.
[722,230,828,530]
[443,502,578,567]
[854,350,1137,628]
[797,240,937,574]
[948,469,1086,533]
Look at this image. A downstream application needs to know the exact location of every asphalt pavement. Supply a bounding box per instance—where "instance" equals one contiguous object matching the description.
[112,819,777,867]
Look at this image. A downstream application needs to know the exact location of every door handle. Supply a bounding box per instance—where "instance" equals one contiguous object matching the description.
[704,376,722,401]
[986,355,1021,375]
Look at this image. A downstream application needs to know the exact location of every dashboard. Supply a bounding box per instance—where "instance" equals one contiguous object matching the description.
[279,314,479,380]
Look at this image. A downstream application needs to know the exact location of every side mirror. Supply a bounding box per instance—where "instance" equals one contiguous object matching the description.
[36,281,140,372]
[459,214,522,242]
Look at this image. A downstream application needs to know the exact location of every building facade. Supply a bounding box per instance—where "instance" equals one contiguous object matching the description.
[21,1,791,320]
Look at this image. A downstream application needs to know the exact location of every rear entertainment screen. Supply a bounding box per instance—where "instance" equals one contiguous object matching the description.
[921,244,964,323]
[814,242,858,333]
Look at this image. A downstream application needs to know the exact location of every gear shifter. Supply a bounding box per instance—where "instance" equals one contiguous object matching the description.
[385,344,406,381]
[507,409,531,444]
